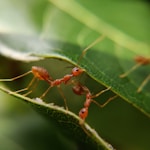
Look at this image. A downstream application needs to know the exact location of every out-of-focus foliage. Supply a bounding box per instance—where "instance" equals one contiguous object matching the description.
[0,0,150,150]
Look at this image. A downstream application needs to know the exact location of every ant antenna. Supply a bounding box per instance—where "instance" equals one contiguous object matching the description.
[77,34,105,64]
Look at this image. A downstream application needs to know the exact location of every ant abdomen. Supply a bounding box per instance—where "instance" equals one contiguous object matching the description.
[31,66,52,82]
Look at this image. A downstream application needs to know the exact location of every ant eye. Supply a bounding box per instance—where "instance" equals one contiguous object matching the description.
[79,108,88,119]
[73,67,79,72]
[75,68,79,72]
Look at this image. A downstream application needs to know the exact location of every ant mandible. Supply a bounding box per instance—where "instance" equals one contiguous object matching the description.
[120,56,150,92]
[0,35,105,110]
[72,82,117,122]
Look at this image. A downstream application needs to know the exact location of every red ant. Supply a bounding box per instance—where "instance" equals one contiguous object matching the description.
[120,56,150,92]
[0,66,84,110]
[72,82,117,122]
[0,35,105,110]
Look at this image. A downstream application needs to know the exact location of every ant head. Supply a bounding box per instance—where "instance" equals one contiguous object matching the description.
[79,107,88,120]
[71,67,84,76]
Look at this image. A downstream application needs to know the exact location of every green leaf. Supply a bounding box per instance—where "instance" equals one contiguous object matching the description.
[49,0,149,54]
[0,86,114,150]
[0,0,150,150]
[0,33,150,117]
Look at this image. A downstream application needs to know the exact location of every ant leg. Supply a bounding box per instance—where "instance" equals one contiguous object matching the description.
[120,63,141,78]
[57,86,68,110]
[0,71,32,81]
[40,85,52,99]
[78,35,105,64]
[137,74,150,93]
[2,74,37,97]
[80,123,92,137]
[23,78,39,96]
[91,86,111,99]
[91,95,118,108]
[15,77,36,94]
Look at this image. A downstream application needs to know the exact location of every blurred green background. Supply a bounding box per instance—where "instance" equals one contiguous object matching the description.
[0,0,150,150]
